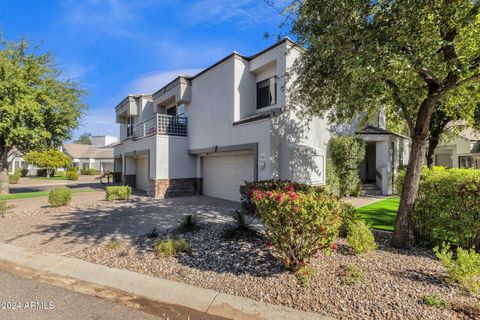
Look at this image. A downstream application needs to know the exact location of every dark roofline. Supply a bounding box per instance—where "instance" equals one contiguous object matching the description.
[356,125,410,140]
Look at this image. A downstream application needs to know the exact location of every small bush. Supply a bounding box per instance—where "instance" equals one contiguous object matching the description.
[347,220,377,254]
[329,136,365,197]
[65,171,78,181]
[20,168,29,177]
[80,168,97,175]
[342,264,365,285]
[224,209,257,239]
[48,187,72,207]
[0,200,13,216]
[339,202,358,237]
[422,294,448,308]
[178,214,198,232]
[325,159,340,196]
[67,167,77,172]
[412,168,480,250]
[253,190,342,272]
[9,170,21,184]
[434,243,480,295]
[105,186,132,201]
[146,227,159,238]
[105,239,122,250]
[240,180,327,214]
[153,239,190,257]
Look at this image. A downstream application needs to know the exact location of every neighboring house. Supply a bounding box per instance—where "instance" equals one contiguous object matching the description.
[7,151,34,175]
[113,39,408,200]
[433,127,480,168]
[62,135,118,173]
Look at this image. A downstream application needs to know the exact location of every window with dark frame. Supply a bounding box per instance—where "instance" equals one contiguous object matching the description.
[126,116,135,137]
[256,77,277,109]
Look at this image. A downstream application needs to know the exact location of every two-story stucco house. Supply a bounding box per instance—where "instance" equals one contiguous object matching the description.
[113,39,409,201]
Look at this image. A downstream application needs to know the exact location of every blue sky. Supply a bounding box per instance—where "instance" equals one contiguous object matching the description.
[0,0,287,140]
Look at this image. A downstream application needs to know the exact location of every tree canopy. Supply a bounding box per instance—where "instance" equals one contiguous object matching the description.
[24,149,71,178]
[284,0,480,247]
[74,132,92,145]
[0,37,87,192]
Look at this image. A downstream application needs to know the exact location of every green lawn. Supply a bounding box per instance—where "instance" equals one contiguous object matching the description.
[0,188,95,201]
[31,175,67,180]
[357,197,400,231]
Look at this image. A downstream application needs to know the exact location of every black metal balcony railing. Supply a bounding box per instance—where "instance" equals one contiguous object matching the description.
[134,114,187,139]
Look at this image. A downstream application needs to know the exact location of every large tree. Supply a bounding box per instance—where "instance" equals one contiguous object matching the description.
[0,38,87,193]
[285,0,480,247]
[74,132,92,145]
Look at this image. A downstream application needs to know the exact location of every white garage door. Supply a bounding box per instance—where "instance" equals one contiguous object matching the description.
[135,156,149,192]
[203,153,254,201]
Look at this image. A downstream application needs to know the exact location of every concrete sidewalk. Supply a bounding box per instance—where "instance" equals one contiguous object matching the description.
[0,243,330,320]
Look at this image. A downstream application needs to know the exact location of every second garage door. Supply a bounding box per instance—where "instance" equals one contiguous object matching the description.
[135,156,149,192]
[203,153,254,201]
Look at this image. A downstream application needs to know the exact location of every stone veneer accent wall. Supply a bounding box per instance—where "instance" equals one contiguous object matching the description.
[148,178,202,199]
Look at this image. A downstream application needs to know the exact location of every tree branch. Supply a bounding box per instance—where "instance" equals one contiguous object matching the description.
[385,79,415,134]
[418,67,440,91]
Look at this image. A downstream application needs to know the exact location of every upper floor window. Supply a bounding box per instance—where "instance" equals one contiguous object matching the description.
[256,77,277,109]
[126,116,135,137]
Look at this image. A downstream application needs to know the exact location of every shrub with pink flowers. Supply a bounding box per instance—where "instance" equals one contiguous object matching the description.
[240,180,327,214]
[252,189,342,272]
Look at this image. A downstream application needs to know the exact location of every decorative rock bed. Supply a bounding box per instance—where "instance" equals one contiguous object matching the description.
[69,223,479,320]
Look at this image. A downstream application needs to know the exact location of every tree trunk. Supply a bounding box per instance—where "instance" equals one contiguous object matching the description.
[0,156,9,195]
[426,133,441,169]
[391,135,428,248]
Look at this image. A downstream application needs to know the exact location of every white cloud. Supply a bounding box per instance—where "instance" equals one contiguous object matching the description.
[127,68,203,94]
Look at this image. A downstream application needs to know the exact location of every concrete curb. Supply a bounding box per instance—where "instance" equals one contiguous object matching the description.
[0,243,331,320]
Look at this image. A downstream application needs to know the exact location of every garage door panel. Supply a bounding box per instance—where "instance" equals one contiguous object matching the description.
[203,154,254,201]
[135,157,148,191]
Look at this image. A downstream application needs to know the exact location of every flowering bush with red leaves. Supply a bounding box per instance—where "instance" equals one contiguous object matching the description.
[252,189,342,272]
[240,180,327,214]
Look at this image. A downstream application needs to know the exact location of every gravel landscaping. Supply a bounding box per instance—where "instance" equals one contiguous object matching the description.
[68,221,480,320]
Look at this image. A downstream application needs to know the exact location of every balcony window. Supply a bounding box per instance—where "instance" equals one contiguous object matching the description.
[256,77,277,109]
[459,155,480,169]
[126,116,135,137]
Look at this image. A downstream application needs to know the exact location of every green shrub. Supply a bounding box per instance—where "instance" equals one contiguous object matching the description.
[153,239,190,257]
[105,239,122,250]
[9,170,21,184]
[105,186,132,201]
[296,266,318,287]
[252,189,342,272]
[80,168,97,175]
[412,168,480,250]
[20,168,29,177]
[339,202,358,237]
[347,220,377,254]
[434,243,480,295]
[65,171,78,181]
[224,209,257,239]
[67,167,77,172]
[48,187,72,207]
[0,200,13,216]
[36,169,56,177]
[422,294,448,308]
[240,180,327,214]
[178,214,198,232]
[342,264,366,285]
[325,159,340,196]
[329,136,365,197]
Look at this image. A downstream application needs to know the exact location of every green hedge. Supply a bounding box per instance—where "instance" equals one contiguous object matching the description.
[105,186,132,201]
[80,168,97,175]
[65,171,78,181]
[48,187,72,207]
[411,167,480,250]
[329,136,365,197]
[9,170,21,184]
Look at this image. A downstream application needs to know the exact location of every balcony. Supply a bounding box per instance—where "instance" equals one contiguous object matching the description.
[134,114,188,139]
